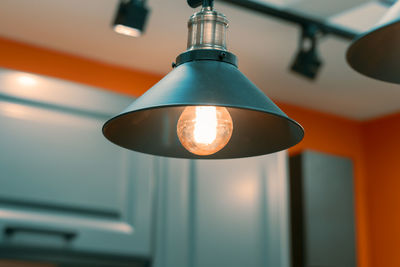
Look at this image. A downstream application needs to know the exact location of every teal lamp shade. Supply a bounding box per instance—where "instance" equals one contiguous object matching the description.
[103,50,304,159]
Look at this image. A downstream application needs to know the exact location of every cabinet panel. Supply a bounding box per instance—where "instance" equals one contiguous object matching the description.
[0,69,155,264]
[0,101,125,214]
[290,151,356,267]
[154,152,290,267]
[195,158,266,267]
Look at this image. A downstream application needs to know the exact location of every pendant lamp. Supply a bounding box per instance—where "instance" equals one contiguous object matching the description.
[103,0,304,159]
[347,1,400,83]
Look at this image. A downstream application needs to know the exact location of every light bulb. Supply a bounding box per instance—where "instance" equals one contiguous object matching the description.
[177,106,233,156]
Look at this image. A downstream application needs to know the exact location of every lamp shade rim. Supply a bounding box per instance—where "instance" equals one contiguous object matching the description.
[346,18,400,83]
[103,104,304,159]
[103,103,305,135]
[346,18,400,59]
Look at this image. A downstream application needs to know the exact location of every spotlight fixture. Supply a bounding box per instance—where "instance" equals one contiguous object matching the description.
[347,0,400,83]
[291,25,323,80]
[113,0,149,37]
[103,0,304,159]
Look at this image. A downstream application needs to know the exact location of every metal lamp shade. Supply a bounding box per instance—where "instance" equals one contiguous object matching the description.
[103,59,304,159]
[347,1,400,83]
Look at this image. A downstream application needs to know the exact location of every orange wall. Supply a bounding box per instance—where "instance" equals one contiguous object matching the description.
[362,113,400,267]
[0,37,160,96]
[2,36,400,267]
[278,103,370,267]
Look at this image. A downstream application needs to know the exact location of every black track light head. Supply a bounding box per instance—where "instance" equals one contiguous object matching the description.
[113,0,150,37]
[291,46,323,80]
[290,25,323,80]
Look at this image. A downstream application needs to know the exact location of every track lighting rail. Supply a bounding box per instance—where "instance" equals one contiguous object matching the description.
[218,0,358,40]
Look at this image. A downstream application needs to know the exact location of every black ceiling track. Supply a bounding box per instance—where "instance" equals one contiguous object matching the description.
[218,0,358,40]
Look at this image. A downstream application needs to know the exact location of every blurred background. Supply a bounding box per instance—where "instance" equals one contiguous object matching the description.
[0,0,398,267]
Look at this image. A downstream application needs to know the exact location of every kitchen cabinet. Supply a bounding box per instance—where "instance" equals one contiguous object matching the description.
[0,68,294,267]
[0,69,154,266]
[153,152,291,267]
[289,151,356,267]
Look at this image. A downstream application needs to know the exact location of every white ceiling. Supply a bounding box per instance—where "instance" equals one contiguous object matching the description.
[0,0,399,120]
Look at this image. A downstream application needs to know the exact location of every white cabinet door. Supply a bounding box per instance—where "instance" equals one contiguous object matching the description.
[0,69,155,265]
[154,152,290,267]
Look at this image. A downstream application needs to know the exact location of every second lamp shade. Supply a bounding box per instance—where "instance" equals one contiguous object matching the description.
[347,1,400,83]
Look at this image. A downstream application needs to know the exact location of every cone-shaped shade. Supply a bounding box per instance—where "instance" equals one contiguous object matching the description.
[347,1,400,83]
[103,59,304,159]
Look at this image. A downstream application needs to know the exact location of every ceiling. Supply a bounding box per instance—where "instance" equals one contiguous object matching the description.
[0,0,399,120]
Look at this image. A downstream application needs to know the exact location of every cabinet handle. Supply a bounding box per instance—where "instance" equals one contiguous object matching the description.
[4,226,77,241]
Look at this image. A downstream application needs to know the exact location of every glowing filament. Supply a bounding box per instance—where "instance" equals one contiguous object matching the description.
[194,106,217,144]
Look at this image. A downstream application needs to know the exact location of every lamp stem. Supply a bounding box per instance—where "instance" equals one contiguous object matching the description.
[187,4,228,51]
[202,0,214,8]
